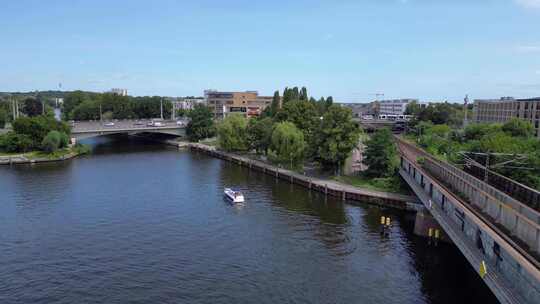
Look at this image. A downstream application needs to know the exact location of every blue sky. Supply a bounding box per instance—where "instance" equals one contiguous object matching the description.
[1,0,540,102]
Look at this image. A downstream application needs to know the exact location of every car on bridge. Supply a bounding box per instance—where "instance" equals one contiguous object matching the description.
[104,122,115,127]
[147,121,165,127]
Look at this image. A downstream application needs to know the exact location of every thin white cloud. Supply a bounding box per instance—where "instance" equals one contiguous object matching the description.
[515,0,540,8]
[515,45,540,53]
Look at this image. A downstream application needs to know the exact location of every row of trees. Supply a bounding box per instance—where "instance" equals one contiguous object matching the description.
[0,116,71,153]
[62,91,175,121]
[214,87,360,173]
[405,101,471,127]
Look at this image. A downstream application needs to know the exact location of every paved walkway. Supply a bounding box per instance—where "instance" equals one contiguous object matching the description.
[189,143,420,205]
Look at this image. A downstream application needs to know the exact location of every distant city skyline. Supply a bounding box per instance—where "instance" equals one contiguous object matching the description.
[1,0,540,102]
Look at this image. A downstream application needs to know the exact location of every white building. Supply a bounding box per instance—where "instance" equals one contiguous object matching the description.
[377,99,418,115]
[109,88,128,96]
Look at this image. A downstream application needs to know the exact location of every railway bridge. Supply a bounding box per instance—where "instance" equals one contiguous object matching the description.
[396,137,540,304]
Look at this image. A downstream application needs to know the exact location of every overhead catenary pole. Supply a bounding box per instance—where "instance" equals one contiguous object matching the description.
[463,94,469,127]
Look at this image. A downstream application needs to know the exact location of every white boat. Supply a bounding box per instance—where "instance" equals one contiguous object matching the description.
[224,188,245,203]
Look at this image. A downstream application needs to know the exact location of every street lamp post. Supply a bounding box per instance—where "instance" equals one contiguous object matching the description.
[160,98,164,120]
[290,152,293,170]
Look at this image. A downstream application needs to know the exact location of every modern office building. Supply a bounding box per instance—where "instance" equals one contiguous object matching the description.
[473,97,540,138]
[340,103,377,118]
[205,90,275,119]
[377,99,419,115]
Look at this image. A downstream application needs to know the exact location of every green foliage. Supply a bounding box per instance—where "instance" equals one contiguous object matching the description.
[22,98,43,117]
[271,90,280,115]
[0,107,6,128]
[64,91,173,121]
[186,104,215,142]
[12,116,70,149]
[362,128,396,177]
[0,132,33,153]
[316,105,360,173]
[463,123,501,141]
[73,143,91,155]
[71,100,100,120]
[268,122,306,168]
[217,114,249,152]
[247,117,274,154]
[404,101,422,116]
[411,102,462,126]
[41,130,63,153]
[501,118,534,138]
[413,121,540,190]
[275,100,319,152]
[63,91,91,120]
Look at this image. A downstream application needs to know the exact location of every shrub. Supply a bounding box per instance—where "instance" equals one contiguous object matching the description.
[0,132,33,153]
[41,131,62,153]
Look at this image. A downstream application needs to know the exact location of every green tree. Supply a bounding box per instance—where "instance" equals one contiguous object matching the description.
[502,118,534,138]
[362,128,396,177]
[0,132,33,153]
[186,104,215,142]
[268,122,306,169]
[247,117,274,154]
[275,100,319,143]
[41,130,62,153]
[71,100,100,120]
[316,105,360,174]
[464,123,501,141]
[271,90,281,114]
[0,107,6,128]
[325,96,333,108]
[404,101,422,116]
[421,102,462,126]
[299,87,308,101]
[63,91,90,120]
[22,98,42,117]
[217,114,248,151]
[12,116,70,149]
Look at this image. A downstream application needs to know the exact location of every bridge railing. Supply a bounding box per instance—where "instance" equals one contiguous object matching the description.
[396,137,540,256]
[464,165,540,212]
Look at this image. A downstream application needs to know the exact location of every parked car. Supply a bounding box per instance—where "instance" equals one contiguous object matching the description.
[134,121,144,126]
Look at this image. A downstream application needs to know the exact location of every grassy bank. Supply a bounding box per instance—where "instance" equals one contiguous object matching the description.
[0,144,91,160]
[333,174,414,195]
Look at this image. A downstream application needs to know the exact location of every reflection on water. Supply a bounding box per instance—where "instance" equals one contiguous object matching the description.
[0,136,498,304]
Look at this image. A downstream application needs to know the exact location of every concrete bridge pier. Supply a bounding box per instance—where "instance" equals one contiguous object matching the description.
[414,208,449,243]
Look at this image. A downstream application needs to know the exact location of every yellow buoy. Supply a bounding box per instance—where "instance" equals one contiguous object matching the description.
[380,216,386,225]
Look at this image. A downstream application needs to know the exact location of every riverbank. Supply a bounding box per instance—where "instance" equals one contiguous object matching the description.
[188,142,422,211]
[0,145,88,165]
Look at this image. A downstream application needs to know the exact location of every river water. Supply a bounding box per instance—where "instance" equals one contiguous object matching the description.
[0,136,497,304]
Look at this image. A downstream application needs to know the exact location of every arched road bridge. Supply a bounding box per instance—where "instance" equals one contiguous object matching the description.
[71,120,185,140]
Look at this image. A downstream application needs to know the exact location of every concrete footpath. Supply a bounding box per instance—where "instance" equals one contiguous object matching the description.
[187,142,422,211]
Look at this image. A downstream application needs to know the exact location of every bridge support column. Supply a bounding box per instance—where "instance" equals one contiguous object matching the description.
[414,209,449,243]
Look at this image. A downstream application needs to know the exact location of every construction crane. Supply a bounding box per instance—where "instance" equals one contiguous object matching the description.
[369,93,384,101]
